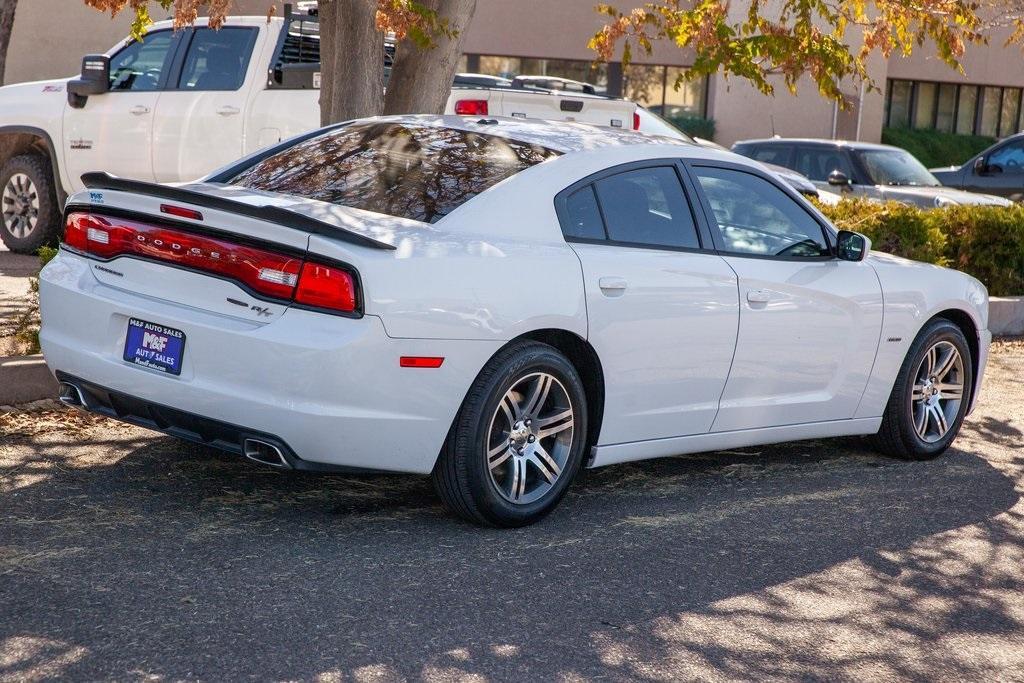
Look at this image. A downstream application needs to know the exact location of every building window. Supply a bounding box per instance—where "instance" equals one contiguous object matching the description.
[475,55,609,93]
[624,65,707,117]
[887,78,1024,137]
[956,86,978,135]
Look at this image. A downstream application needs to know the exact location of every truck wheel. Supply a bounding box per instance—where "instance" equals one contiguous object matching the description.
[1,154,61,254]
[432,341,588,527]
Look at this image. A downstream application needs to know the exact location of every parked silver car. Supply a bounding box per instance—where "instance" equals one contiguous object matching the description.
[732,138,1012,208]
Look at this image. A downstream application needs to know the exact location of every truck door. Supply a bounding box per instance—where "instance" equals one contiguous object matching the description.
[151,26,262,183]
[62,30,181,192]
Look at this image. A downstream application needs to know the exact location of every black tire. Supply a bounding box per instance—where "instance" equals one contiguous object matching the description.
[1,154,62,254]
[872,319,973,460]
[432,341,588,527]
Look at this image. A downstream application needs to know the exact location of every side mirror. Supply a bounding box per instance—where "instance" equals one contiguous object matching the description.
[827,169,852,187]
[67,54,110,108]
[972,156,1001,175]
[836,230,871,262]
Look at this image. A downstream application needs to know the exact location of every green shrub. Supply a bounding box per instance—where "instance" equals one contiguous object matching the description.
[816,198,1024,296]
[665,115,715,140]
[881,127,995,169]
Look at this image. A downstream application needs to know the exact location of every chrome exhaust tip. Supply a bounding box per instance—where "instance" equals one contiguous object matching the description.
[58,381,87,409]
[243,438,291,469]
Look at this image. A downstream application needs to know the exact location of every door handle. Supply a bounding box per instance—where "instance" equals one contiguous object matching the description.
[129,105,151,116]
[598,276,628,295]
[746,289,771,304]
[216,106,241,116]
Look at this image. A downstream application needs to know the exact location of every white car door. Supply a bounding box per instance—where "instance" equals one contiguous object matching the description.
[62,30,181,191]
[687,163,883,432]
[151,27,262,183]
[559,162,740,445]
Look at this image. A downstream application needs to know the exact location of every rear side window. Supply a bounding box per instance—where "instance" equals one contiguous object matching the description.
[593,167,700,249]
[747,145,793,167]
[178,28,257,91]
[563,186,606,240]
[227,123,561,223]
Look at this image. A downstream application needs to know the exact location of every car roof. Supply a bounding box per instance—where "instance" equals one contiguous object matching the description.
[339,114,695,154]
[735,137,896,152]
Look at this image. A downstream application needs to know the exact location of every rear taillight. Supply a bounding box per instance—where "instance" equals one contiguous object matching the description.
[294,261,357,313]
[454,99,488,116]
[633,111,641,130]
[64,212,359,314]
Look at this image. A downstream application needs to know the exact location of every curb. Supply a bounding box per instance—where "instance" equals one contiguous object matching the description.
[990,296,1024,337]
[0,354,59,406]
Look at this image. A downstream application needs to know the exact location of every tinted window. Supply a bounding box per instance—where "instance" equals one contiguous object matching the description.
[228,123,561,223]
[108,31,175,91]
[693,167,830,258]
[562,186,606,240]
[793,146,854,182]
[988,140,1024,172]
[178,28,257,91]
[592,167,699,249]
[748,145,792,167]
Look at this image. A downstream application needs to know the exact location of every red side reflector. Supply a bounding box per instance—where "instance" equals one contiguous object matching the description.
[160,204,203,221]
[454,99,488,116]
[633,111,641,130]
[400,356,445,368]
[294,261,357,313]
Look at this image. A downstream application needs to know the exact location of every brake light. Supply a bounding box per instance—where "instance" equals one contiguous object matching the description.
[454,99,488,116]
[64,212,301,300]
[633,111,641,130]
[160,204,204,221]
[294,261,357,313]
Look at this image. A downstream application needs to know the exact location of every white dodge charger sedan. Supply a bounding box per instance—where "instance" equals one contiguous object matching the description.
[39,115,990,527]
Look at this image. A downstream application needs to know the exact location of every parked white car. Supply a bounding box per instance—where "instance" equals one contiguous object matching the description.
[40,115,990,526]
[0,10,641,252]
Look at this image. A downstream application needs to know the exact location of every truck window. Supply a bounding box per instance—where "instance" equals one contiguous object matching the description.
[178,28,258,91]
[108,30,175,92]
[226,122,562,223]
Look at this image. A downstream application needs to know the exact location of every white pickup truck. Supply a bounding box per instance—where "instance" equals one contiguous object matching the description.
[0,6,642,252]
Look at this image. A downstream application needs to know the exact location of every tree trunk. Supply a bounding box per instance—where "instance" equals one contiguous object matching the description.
[318,0,384,126]
[383,0,477,115]
[0,0,18,86]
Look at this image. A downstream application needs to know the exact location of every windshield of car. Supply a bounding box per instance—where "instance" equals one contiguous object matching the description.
[226,122,562,223]
[856,148,940,187]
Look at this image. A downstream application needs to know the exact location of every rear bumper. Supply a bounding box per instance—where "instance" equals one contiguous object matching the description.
[39,250,502,474]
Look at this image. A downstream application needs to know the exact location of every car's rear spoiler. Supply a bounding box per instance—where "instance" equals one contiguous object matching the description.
[80,172,397,251]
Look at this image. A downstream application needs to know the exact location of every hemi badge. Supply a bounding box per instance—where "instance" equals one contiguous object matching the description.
[886,337,902,342]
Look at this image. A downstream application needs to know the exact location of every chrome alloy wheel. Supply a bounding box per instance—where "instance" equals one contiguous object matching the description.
[2,173,40,239]
[486,372,575,505]
[911,340,965,443]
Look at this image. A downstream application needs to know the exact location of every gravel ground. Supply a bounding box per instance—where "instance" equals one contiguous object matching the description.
[1,341,1022,682]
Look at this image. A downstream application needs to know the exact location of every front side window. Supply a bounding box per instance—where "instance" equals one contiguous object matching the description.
[793,146,854,182]
[228,123,561,223]
[178,28,257,91]
[592,166,700,249]
[693,166,830,258]
[857,149,939,187]
[108,31,175,91]
[987,140,1024,173]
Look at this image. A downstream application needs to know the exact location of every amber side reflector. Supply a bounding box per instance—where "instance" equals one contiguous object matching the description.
[400,356,445,368]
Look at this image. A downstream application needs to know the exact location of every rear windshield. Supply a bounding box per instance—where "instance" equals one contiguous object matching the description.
[226,122,562,223]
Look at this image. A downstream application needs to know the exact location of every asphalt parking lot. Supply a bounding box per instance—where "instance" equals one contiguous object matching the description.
[1,341,1023,681]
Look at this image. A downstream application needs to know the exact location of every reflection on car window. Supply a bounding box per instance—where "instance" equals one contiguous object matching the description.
[857,149,939,186]
[749,146,792,167]
[178,28,257,91]
[694,167,830,258]
[987,141,1024,172]
[593,167,700,249]
[228,123,561,223]
[109,31,175,91]
[793,147,854,182]
[562,186,606,240]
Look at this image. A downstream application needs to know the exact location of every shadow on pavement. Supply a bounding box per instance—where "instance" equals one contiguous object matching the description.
[1,423,1021,680]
